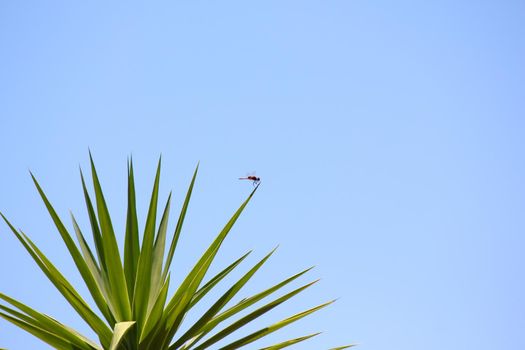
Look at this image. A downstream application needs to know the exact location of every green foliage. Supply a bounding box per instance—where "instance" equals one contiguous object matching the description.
[0,156,351,349]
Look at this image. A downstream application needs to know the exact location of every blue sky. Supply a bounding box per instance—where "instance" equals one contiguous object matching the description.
[1,1,524,349]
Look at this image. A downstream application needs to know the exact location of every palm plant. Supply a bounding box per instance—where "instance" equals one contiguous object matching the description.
[0,155,351,349]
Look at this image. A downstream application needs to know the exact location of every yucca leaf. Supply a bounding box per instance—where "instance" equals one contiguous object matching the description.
[80,168,107,276]
[0,213,113,347]
[160,185,259,348]
[0,303,40,327]
[191,280,319,350]
[149,192,172,310]
[190,250,252,308]
[185,266,314,348]
[133,156,162,331]
[71,213,115,325]
[327,346,356,350]
[258,332,321,350]
[89,153,131,321]
[218,300,334,350]
[108,321,135,350]
[139,274,170,343]
[134,191,170,345]
[0,293,101,350]
[0,304,78,350]
[162,251,254,348]
[30,173,113,326]
[70,213,101,282]
[143,185,256,349]
[0,311,78,350]
[217,266,314,322]
[162,164,198,280]
[170,248,277,349]
[124,158,140,300]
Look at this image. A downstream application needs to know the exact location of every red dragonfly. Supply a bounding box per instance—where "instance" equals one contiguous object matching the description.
[239,171,260,186]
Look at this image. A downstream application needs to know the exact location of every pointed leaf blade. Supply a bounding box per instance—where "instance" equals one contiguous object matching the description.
[0,214,112,348]
[0,293,102,350]
[89,153,131,321]
[219,300,334,350]
[190,250,252,308]
[109,321,136,350]
[0,312,78,350]
[149,193,171,308]
[30,174,112,325]
[184,266,314,347]
[124,158,140,300]
[258,332,321,350]
[171,248,276,349]
[133,157,162,332]
[191,280,319,350]
[162,163,198,280]
[161,185,259,347]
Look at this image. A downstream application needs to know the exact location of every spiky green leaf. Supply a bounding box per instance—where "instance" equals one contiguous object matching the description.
[89,153,131,321]
[109,321,135,350]
[218,300,334,350]
[162,164,198,280]
[192,280,319,350]
[133,156,162,332]
[258,332,321,350]
[124,158,140,300]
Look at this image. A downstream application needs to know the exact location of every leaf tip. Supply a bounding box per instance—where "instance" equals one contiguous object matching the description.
[88,150,96,168]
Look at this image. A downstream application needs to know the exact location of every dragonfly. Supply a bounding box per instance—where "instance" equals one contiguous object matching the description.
[239,171,260,186]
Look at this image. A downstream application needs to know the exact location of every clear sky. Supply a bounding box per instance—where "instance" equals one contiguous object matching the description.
[1,1,524,349]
